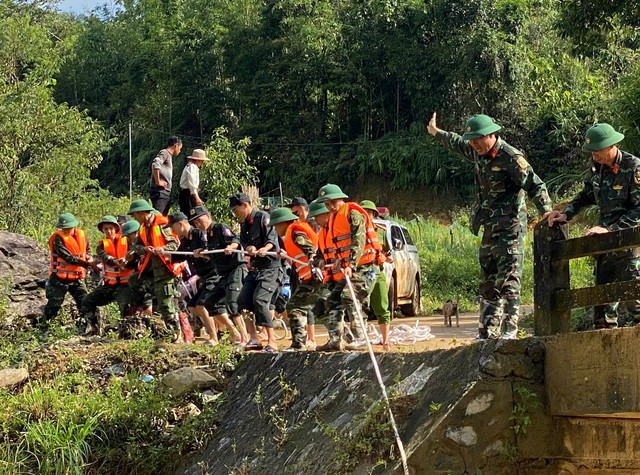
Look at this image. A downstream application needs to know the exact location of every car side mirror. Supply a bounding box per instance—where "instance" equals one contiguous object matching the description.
[393,238,404,250]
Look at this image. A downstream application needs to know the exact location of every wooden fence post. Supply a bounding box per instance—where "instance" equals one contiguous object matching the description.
[533,222,570,336]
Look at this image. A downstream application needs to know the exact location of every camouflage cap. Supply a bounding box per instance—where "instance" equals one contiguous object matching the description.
[97,215,120,232]
[56,213,79,229]
[582,123,625,152]
[127,199,155,215]
[308,200,329,217]
[316,183,348,203]
[121,220,140,236]
[461,114,502,140]
[269,207,299,225]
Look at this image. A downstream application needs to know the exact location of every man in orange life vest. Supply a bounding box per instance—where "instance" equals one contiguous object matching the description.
[315,184,383,351]
[270,207,322,351]
[43,213,98,330]
[127,199,181,341]
[80,216,136,336]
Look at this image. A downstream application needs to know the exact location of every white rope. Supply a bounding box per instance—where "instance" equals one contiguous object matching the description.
[367,321,435,345]
[344,273,410,475]
[163,248,310,267]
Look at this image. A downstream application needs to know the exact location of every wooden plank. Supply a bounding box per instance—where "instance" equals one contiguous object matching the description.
[556,281,640,309]
[534,222,571,336]
[553,226,640,260]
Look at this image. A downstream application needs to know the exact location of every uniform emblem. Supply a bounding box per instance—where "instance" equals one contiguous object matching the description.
[491,166,501,172]
[613,185,623,190]
[190,209,195,216]
[516,156,530,170]
[635,166,640,186]
[320,190,325,196]
[223,227,233,237]
[585,138,591,144]
[466,126,471,132]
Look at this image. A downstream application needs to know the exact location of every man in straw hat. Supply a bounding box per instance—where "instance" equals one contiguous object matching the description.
[548,123,640,329]
[427,112,552,340]
[179,148,210,215]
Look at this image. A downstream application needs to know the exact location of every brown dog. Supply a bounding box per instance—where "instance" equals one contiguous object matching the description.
[443,300,459,327]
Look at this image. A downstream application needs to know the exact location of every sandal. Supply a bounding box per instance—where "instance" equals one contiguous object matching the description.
[244,342,263,351]
[263,345,278,353]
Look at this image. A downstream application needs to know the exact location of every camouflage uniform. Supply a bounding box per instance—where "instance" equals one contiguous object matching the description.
[325,208,377,345]
[564,149,640,328]
[43,236,91,325]
[81,238,135,327]
[436,132,552,338]
[131,218,180,336]
[286,230,322,348]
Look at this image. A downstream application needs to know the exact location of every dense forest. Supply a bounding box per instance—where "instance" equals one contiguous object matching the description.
[2,0,640,235]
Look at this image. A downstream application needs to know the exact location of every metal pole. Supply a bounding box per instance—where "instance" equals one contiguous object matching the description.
[279,182,284,207]
[129,122,133,200]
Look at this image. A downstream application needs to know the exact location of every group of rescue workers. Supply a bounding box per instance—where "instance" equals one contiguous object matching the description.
[41,112,640,349]
[43,184,393,352]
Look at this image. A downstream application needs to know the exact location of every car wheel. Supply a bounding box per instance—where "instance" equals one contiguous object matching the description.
[387,274,396,315]
[401,276,421,316]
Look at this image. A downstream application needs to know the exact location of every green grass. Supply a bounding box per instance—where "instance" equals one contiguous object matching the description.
[0,324,238,475]
[397,215,595,312]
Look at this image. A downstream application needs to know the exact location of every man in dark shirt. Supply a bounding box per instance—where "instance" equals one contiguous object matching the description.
[190,205,247,344]
[230,193,280,352]
[150,136,182,216]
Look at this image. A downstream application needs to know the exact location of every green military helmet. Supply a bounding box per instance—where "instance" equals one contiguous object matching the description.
[121,220,140,236]
[582,123,625,152]
[308,200,329,217]
[127,199,155,215]
[359,200,377,211]
[461,114,502,141]
[56,213,79,229]
[316,183,348,203]
[97,215,120,232]
[269,207,299,225]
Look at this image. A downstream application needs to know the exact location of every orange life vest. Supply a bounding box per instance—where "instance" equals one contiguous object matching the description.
[102,235,134,285]
[283,222,318,282]
[48,229,88,281]
[138,215,179,275]
[328,202,382,271]
[317,226,344,283]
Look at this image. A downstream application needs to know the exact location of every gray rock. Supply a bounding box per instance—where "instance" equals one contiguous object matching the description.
[0,231,48,324]
[0,368,29,388]
[445,426,478,446]
[160,367,217,397]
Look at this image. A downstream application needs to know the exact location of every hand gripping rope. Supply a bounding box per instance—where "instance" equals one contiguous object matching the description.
[344,273,410,475]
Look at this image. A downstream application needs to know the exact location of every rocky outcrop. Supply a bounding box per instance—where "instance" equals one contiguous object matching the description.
[0,231,48,325]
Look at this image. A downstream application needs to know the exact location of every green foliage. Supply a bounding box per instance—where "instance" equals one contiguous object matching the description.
[510,386,541,435]
[200,127,257,222]
[0,1,112,240]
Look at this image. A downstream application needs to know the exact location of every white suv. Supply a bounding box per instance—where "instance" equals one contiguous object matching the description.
[374,219,421,316]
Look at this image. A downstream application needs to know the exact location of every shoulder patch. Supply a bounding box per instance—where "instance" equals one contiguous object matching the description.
[294,235,307,246]
[634,166,640,186]
[222,227,233,237]
[516,156,529,170]
[350,210,363,227]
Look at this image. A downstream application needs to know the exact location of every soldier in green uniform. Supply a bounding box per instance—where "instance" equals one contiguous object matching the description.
[360,200,391,350]
[270,207,322,351]
[127,199,181,341]
[427,113,553,339]
[81,216,135,335]
[316,184,381,351]
[43,213,98,331]
[548,123,640,329]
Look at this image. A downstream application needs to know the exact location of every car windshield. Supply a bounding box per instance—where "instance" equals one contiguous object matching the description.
[401,227,414,246]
